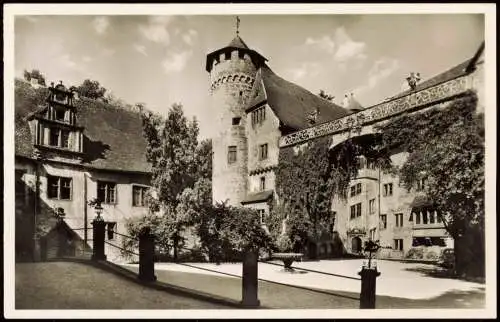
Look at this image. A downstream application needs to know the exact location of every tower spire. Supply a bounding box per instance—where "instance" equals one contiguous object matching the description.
[236,16,240,36]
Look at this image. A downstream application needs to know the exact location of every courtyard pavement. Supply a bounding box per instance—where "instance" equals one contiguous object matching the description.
[121,258,485,301]
[15,262,229,310]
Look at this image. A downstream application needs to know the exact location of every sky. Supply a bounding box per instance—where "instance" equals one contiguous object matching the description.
[14,14,485,139]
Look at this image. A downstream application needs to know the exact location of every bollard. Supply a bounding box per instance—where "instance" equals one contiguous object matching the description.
[358,266,381,309]
[241,250,260,307]
[91,219,107,261]
[138,227,157,282]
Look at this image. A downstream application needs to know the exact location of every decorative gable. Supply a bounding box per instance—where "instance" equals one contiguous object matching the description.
[27,81,85,162]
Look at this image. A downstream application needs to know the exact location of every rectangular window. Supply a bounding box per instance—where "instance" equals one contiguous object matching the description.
[394,239,403,251]
[416,177,428,192]
[97,181,117,204]
[61,130,70,149]
[49,128,60,147]
[55,108,66,121]
[395,213,404,227]
[251,107,266,126]
[369,228,376,240]
[351,202,362,219]
[132,185,148,207]
[259,143,268,160]
[260,177,266,191]
[47,175,72,200]
[383,183,393,197]
[227,146,237,164]
[369,199,376,214]
[350,183,362,197]
[258,209,265,224]
[380,214,387,229]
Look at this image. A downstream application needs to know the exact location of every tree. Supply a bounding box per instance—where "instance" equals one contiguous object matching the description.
[76,79,107,100]
[140,104,200,259]
[376,91,484,277]
[318,89,335,101]
[23,69,46,86]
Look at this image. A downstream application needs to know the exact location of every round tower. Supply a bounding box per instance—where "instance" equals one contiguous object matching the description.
[206,30,267,206]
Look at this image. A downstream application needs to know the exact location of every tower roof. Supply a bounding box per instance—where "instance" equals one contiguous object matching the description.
[227,35,250,50]
[205,35,267,72]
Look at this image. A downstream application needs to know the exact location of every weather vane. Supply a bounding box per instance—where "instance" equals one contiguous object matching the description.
[236,16,240,35]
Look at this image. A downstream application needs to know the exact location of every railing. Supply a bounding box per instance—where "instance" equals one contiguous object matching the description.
[87,220,381,309]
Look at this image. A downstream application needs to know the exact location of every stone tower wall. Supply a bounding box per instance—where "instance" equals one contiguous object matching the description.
[209,50,257,205]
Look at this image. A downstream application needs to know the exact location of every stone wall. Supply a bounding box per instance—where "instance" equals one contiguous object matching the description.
[246,104,281,195]
[210,49,257,206]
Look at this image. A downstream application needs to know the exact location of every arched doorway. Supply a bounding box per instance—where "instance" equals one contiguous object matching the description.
[352,237,362,254]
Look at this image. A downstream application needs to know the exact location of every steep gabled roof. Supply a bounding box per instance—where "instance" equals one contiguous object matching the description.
[246,64,352,131]
[15,79,151,174]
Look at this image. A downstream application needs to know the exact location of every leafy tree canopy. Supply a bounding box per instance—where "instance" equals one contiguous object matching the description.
[76,79,107,100]
[23,69,46,86]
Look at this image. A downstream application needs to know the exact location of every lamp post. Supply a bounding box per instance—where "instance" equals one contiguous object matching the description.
[90,199,106,261]
[94,203,104,221]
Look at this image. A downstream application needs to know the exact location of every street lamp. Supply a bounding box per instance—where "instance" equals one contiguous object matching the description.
[94,203,104,221]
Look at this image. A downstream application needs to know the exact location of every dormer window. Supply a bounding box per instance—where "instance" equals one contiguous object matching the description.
[55,108,66,122]
[48,127,71,149]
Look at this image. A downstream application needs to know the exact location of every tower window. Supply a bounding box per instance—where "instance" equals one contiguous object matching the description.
[239,91,243,97]
[228,146,237,164]
[260,177,266,191]
[232,117,241,125]
[259,143,268,160]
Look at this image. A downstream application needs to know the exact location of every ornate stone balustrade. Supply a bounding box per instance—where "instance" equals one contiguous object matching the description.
[279,75,471,148]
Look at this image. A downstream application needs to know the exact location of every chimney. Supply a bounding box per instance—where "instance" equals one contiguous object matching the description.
[342,94,349,108]
[406,72,421,90]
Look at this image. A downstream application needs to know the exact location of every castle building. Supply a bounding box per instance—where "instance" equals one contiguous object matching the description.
[14,79,151,262]
[206,34,351,219]
[207,28,485,260]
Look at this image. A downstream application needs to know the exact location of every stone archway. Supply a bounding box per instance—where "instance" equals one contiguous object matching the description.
[352,237,362,254]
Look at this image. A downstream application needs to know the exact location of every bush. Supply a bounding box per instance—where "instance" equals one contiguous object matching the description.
[425,250,438,260]
[406,247,424,260]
